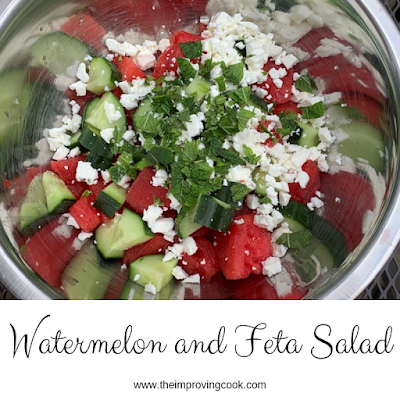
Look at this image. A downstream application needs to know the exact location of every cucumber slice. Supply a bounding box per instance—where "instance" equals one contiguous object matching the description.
[87,57,122,95]
[280,201,313,230]
[94,183,127,218]
[84,92,126,141]
[19,174,48,232]
[0,69,31,146]
[69,130,82,149]
[297,122,319,148]
[282,215,335,284]
[42,171,76,214]
[311,215,347,267]
[129,254,178,293]
[95,208,154,259]
[186,76,212,101]
[82,97,101,127]
[194,194,235,232]
[86,152,114,170]
[30,32,91,75]
[78,126,113,157]
[61,242,117,300]
[337,121,384,172]
[175,204,203,239]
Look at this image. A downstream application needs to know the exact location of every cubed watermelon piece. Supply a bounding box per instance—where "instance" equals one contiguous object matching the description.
[113,56,146,80]
[289,160,320,205]
[214,214,272,280]
[51,155,87,185]
[69,196,101,232]
[256,60,294,105]
[23,220,80,288]
[181,237,219,283]
[61,13,107,51]
[122,233,173,265]
[320,171,376,251]
[126,167,170,214]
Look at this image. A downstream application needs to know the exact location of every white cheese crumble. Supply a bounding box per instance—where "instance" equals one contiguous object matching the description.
[103,101,122,123]
[262,256,283,277]
[75,161,99,185]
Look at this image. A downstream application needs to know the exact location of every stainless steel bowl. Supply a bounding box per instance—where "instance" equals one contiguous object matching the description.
[0,0,399,299]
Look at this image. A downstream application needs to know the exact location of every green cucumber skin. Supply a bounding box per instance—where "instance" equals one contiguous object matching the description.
[19,174,48,231]
[30,32,91,75]
[311,215,348,267]
[78,126,113,157]
[94,184,126,218]
[194,194,235,232]
[338,121,384,173]
[175,204,203,239]
[61,242,117,300]
[87,57,122,95]
[297,122,319,148]
[86,152,114,170]
[95,209,154,259]
[82,98,101,129]
[42,171,76,214]
[84,92,126,141]
[280,201,313,230]
[129,254,178,293]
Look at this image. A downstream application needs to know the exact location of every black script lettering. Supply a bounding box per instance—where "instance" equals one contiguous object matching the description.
[311,324,333,360]
[10,315,50,359]
[235,323,266,357]
[235,323,302,357]
[175,326,227,354]
[123,325,167,354]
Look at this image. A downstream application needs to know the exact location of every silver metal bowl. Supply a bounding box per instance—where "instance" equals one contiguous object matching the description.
[0,0,399,299]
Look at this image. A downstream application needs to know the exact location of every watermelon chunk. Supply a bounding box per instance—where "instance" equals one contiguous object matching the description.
[51,155,87,185]
[126,167,170,214]
[113,56,146,80]
[289,160,320,205]
[181,238,219,283]
[69,196,101,232]
[122,233,173,265]
[23,220,80,288]
[61,13,107,51]
[214,214,272,280]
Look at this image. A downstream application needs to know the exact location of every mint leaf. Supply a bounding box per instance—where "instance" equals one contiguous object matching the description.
[191,160,214,181]
[81,190,92,198]
[215,76,226,92]
[222,62,244,84]
[177,58,196,84]
[227,86,251,105]
[230,183,252,202]
[238,108,255,131]
[250,93,272,112]
[153,196,164,206]
[134,112,162,136]
[199,58,216,78]
[294,74,317,93]
[179,41,202,59]
[243,144,260,165]
[276,111,299,135]
[146,146,174,167]
[108,165,126,183]
[217,148,246,165]
[276,229,312,249]
[300,101,325,119]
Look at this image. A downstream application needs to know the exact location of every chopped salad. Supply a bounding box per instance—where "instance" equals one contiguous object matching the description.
[1,2,386,299]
